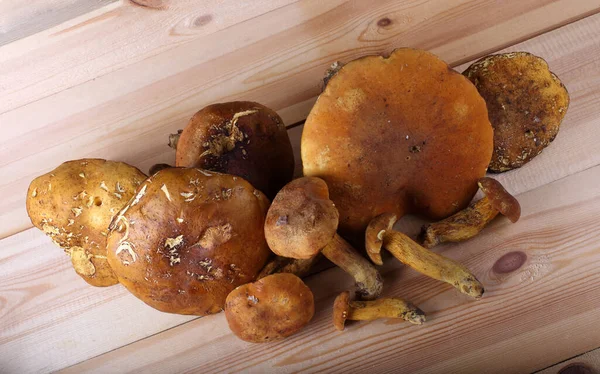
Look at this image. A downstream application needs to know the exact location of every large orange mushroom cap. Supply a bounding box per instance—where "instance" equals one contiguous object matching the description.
[302,48,494,237]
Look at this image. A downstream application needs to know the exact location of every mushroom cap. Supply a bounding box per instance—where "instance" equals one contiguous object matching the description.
[225,273,315,343]
[478,177,521,223]
[175,101,295,198]
[264,177,339,260]
[302,48,493,237]
[365,213,398,266]
[26,159,146,287]
[106,168,271,316]
[464,52,569,172]
[333,291,350,331]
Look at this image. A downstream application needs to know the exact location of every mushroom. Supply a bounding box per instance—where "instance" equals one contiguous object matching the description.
[148,163,171,175]
[419,177,521,248]
[463,52,569,172]
[264,177,383,300]
[366,213,484,298]
[256,254,322,280]
[106,168,271,315]
[301,48,493,240]
[332,291,425,331]
[170,102,294,198]
[26,159,146,287]
[225,273,314,343]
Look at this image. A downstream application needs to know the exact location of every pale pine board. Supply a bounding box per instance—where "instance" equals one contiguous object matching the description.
[538,348,600,373]
[1,7,600,374]
[61,163,600,373]
[1,0,599,238]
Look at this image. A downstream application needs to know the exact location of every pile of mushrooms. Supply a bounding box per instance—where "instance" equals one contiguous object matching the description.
[26,47,569,343]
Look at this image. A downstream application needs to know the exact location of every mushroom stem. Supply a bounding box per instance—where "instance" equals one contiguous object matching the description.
[381,231,484,298]
[419,197,498,248]
[168,130,182,150]
[348,298,426,325]
[322,234,383,300]
[257,254,321,280]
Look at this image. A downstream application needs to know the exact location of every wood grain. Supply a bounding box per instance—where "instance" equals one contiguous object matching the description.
[538,348,600,373]
[1,0,598,239]
[60,163,600,374]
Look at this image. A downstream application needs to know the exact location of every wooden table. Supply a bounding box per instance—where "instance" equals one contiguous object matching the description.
[2,1,600,373]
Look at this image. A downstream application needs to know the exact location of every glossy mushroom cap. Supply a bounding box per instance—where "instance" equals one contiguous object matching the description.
[333,291,350,331]
[464,52,569,172]
[478,177,521,222]
[26,159,146,287]
[225,273,315,343]
[264,177,339,259]
[106,168,271,316]
[365,213,397,266]
[302,48,493,237]
[175,101,295,198]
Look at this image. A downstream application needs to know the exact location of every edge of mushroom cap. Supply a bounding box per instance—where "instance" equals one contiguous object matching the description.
[365,213,398,265]
[478,177,521,223]
[333,291,350,331]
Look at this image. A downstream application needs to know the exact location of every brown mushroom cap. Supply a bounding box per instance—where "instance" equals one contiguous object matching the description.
[464,52,569,172]
[478,177,521,222]
[26,159,146,287]
[225,273,315,343]
[264,177,339,259]
[175,101,295,198]
[333,291,350,331]
[365,213,398,266]
[302,48,493,237]
[106,168,271,316]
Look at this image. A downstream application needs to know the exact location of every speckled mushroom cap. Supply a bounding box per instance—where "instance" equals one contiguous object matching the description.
[478,177,521,222]
[225,273,315,343]
[264,177,339,260]
[302,48,494,237]
[106,168,271,316]
[26,159,146,287]
[463,52,569,172]
[175,101,295,199]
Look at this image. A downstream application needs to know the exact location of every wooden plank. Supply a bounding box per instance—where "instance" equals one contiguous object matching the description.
[537,348,600,373]
[1,0,598,238]
[60,162,600,373]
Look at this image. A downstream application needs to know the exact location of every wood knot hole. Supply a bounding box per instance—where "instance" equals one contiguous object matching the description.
[493,251,527,274]
[377,17,392,27]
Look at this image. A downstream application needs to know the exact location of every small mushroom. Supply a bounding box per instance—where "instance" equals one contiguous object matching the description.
[333,291,425,331]
[26,159,146,287]
[265,177,383,300]
[256,254,322,280]
[170,102,294,198]
[366,213,484,298]
[225,273,314,343]
[419,177,521,248]
[106,168,271,315]
[463,52,570,172]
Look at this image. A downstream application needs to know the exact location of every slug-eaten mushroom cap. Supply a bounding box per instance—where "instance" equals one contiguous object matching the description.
[225,273,315,343]
[175,101,295,198]
[106,168,271,316]
[26,159,146,287]
[302,48,493,237]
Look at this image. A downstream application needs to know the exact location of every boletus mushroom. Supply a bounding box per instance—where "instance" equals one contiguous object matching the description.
[333,291,425,331]
[106,168,271,315]
[419,177,521,248]
[464,52,569,172]
[301,48,493,239]
[171,102,294,198]
[225,273,314,343]
[26,159,146,287]
[366,213,484,298]
[264,177,383,300]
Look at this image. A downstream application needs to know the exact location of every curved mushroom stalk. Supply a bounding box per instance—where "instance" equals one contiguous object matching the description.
[366,213,484,299]
[257,254,321,280]
[322,234,383,300]
[419,177,521,248]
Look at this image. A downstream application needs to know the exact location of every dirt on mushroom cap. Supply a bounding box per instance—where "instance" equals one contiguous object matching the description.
[26,159,146,287]
[105,168,271,316]
[463,52,569,172]
[302,48,493,237]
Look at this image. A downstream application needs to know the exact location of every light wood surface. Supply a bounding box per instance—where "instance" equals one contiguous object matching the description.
[1,1,600,373]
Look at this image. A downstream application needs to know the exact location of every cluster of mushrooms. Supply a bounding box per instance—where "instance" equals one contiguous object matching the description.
[27,49,569,343]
